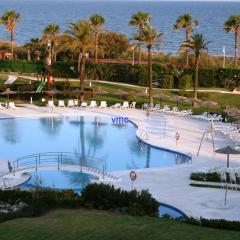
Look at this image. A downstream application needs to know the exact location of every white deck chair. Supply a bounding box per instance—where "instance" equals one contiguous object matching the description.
[47,101,55,108]
[8,102,16,109]
[0,102,5,109]
[80,102,88,108]
[161,105,170,113]
[111,103,121,108]
[121,101,129,109]
[142,103,148,110]
[67,100,74,108]
[74,99,78,107]
[58,100,65,108]
[89,101,97,108]
[130,102,136,109]
[99,101,107,108]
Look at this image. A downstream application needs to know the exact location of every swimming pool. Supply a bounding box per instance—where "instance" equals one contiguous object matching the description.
[0,116,190,171]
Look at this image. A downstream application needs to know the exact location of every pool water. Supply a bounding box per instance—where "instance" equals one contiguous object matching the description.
[21,170,96,192]
[0,116,190,171]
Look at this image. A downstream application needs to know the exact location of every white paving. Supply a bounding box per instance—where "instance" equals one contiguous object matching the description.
[0,104,239,220]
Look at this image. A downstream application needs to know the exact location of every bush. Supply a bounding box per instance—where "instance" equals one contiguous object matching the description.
[190,172,240,184]
[179,74,192,90]
[160,75,174,89]
[81,183,159,217]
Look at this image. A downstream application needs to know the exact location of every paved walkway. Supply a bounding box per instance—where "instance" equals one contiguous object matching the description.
[0,105,239,220]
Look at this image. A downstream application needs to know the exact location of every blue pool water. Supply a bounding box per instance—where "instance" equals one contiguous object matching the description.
[0,116,190,171]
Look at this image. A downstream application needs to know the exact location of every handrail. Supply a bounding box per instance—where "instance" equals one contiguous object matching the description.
[12,152,108,179]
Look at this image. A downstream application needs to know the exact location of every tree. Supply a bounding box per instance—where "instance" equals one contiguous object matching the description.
[129,11,152,63]
[224,15,240,67]
[174,13,199,66]
[135,25,163,104]
[99,31,129,58]
[89,14,105,63]
[42,23,60,64]
[65,20,94,101]
[1,10,20,59]
[181,33,210,105]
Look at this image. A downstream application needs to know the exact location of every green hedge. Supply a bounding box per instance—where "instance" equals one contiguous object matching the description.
[0,60,240,88]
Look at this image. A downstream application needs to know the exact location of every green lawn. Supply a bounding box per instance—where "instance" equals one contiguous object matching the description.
[0,209,239,240]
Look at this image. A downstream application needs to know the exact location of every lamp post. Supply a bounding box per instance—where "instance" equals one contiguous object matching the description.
[223,46,226,68]
[132,46,135,66]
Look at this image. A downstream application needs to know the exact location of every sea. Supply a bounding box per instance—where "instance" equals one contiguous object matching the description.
[0,0,240,55]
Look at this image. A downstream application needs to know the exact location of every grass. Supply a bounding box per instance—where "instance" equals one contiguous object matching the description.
[0,77,239,111]
[0,209,239,240]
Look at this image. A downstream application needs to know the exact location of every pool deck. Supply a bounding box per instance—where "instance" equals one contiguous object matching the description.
[0,104,240,221]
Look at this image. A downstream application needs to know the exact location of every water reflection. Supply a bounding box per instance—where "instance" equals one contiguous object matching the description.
[0,119,20,144]
[39,117,63,137]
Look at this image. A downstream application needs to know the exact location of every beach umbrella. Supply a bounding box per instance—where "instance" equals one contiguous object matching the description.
[93,87,109,95]
[215,146,240,205]
[201,100,218,116]
[0,88,17,106]
[153,93,169,107]
[112,89,128,99]
[215,146,240,168]
[170,95,186,107]
[47,89,63,101]
[137,92,149,97]
[184,97,202,104]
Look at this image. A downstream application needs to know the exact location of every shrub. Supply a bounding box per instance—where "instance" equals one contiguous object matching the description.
[81,183,159,217]
[179,74,192,90]
[160,75,174,89]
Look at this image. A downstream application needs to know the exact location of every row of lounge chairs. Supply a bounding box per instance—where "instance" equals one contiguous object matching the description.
[47,100,136,109]
[142,103,193,117]
[193,112,223,121]
[215,124,240,146]
[0,102,17,110]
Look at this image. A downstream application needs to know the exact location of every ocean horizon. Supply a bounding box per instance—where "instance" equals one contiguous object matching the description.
[0,0,240,55]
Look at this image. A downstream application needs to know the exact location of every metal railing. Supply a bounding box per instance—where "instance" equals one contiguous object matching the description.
[12,152,109,179]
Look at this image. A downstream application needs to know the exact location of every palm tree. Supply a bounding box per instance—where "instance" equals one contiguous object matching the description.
[136,25,163,104]
[174,13,199,66]
[42,23,60,64]
[182,33,209,105]
[89,14,105,63]
[65,20,94,101]
[224,15,240,67]
[1,10,20,59]
[129,11,152,63]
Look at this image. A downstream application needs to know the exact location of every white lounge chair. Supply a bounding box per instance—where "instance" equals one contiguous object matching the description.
[161,105,170,113]
[99,101,107,108]
[74,99,78,107]
[111,103,121,108]
[47,101,55,108]
[130,102,136,109]
[67,100,74,108]
[8,102,16,109]
[58,100,65,108]
[80,102,88,108]
[89,101,97,108]
[121,101,129,109]
[142,103,148,110]
[0,102,5,109]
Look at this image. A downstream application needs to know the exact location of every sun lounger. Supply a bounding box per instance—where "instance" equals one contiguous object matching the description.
[111,103,121,108]
[121,101,129,109]
[99,101,107,108]
[0,102,5,110]
[47,101,55,108]
[8,102,16,109]
[67,100,74,108]
[89,101,97,108]
[74,99,78,107]
[80,102,88,108]
[58,100,65,108]
[130,102,136,109]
